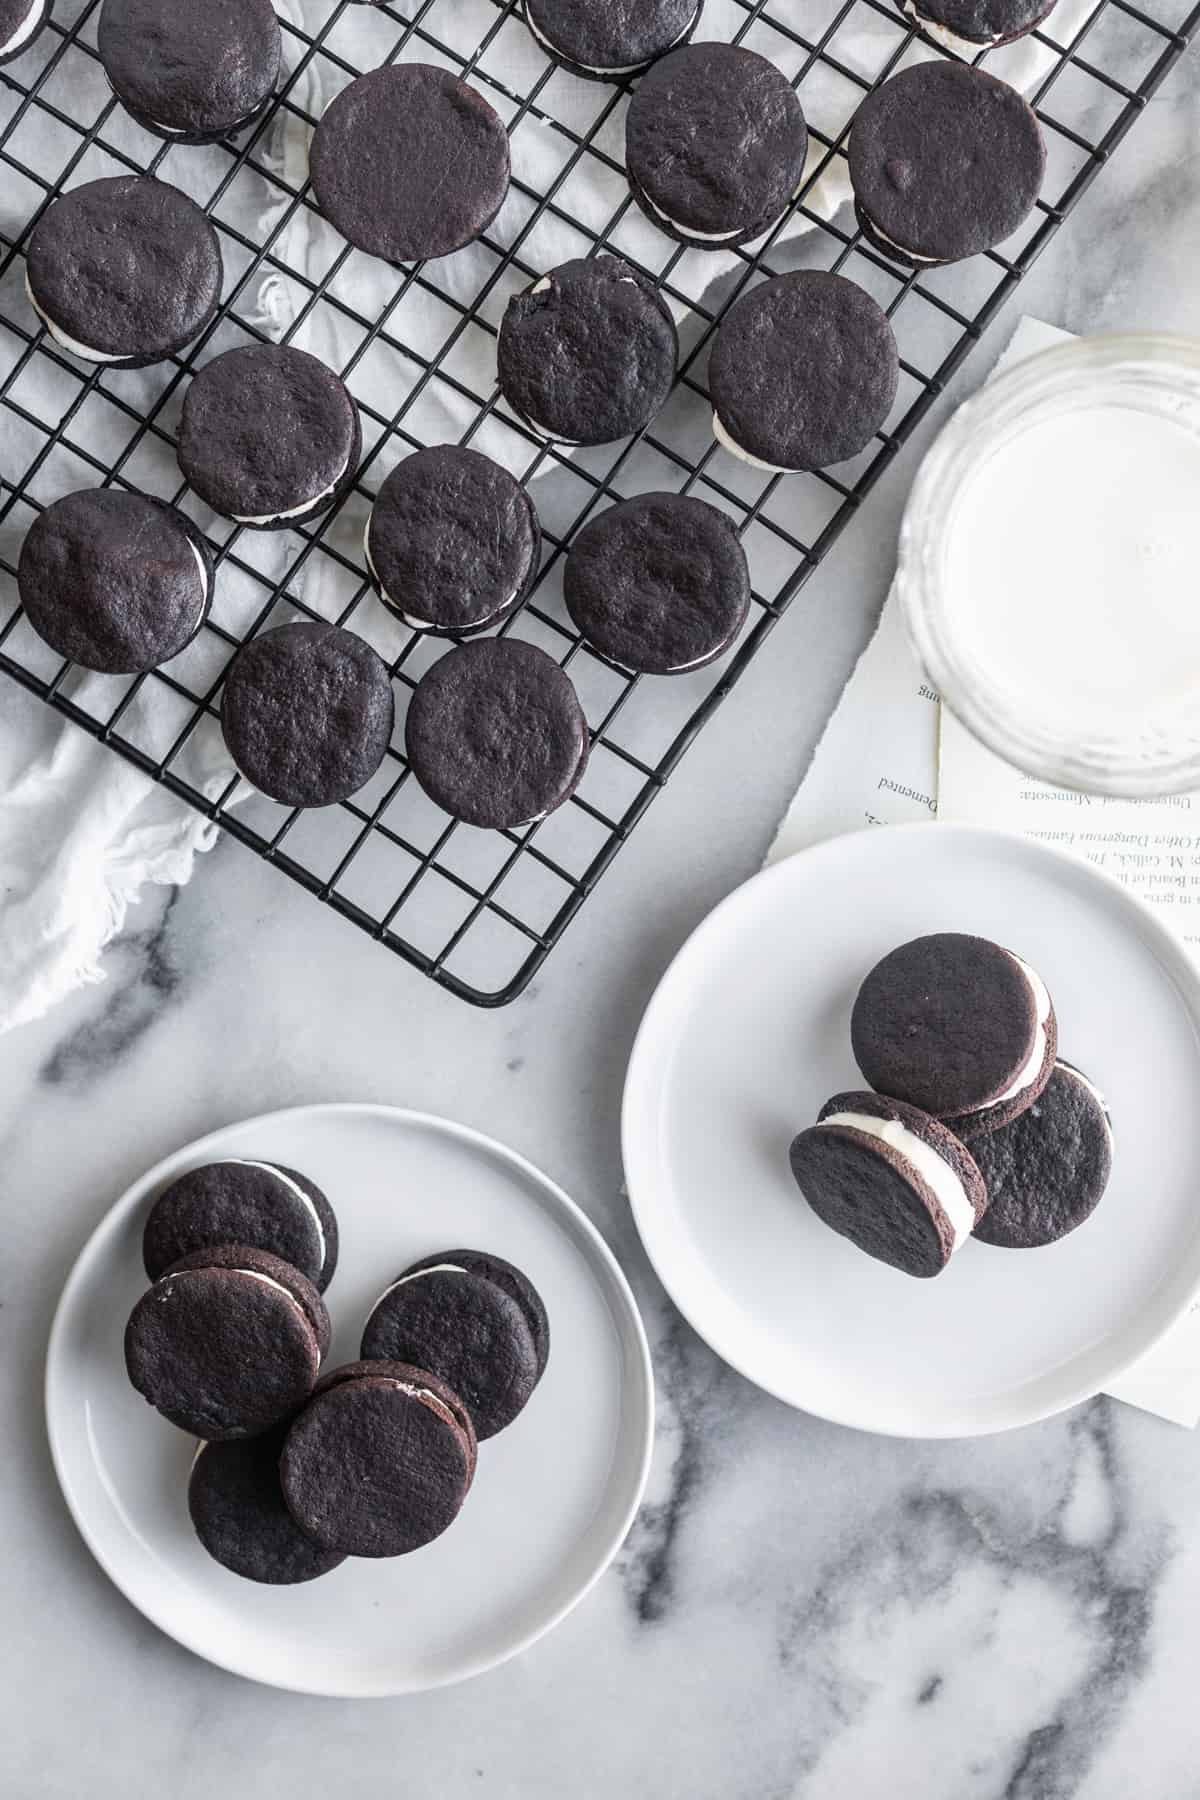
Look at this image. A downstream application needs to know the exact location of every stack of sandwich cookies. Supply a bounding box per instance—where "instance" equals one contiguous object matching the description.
[18,489,212,674]
[25,175,222,366]
[360,1250,550,1439]
[625,43,808,249]
[143,1159,339,1292]
[790,1092,987,1278]
[178,344,361,530]
[365,446,540,636]
[189,1428,347,1585]
[0,0,50,66]
[898,0,1057,57]
[98,0,281,144]
[971,1061,1113,1248]
[523,0,702,79]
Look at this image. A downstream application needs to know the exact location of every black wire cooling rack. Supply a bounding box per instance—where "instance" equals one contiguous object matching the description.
[0,0,1195,1004]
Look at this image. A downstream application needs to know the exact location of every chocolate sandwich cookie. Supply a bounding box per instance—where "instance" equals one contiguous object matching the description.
[360,1252,548,1438]
[708,271,898,473]
[789,1090,988,1277]
[848,62,1046,267]
[365,446,539,636]
[898,0,1056,54]
[18,489,212,674]
[523,0,701,80]
[405,638,588,830]
[26,175,222,367]
[124,1245,330,1439]
[564,492,750,675]
[625,43,808,249]
[98,0,281,144]
[143,1159,339,1293]
[189,1428,347,1585]
[498,258,678,447]
[402,1248,551,1380]
[0,0,50,66]
[221,622,395,809]
[972,1060,1114,1248]
[310,64,510,264]
[851,932,1057,1135]
[280,1361,477,1557]
[178,345,361,530]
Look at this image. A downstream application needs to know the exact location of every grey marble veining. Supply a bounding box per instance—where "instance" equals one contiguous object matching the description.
[5,34,1200,1800]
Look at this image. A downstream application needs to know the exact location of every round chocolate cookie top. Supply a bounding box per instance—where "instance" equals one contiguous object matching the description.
[498,258,678,446]
[625,43,808,247]
[124,1246,329,1440]
[972,1061,1114,1248]
[98,0,281,142]
[849,62,1046,265]
[790,1089,987,1277]
[312,1359,479,1482]
[26,175,222,364]
[280,1365,476,1557]
[405,637,589,830]
[565,492,751,675]
[366,446,539,636]
[310,64,510,264]
[0,0,49,66]
[709,271,898,473]
[143,1159,339,1293]
[189,1429,347,1585]
[221,622,395,810]
[19,489,211,674]
[851,932,1054,1122]
[360,1259,543,1439]
[178,344,361,528]
[524,0,700,78]
[900,0,1055,48]
[402,1249,550,1382]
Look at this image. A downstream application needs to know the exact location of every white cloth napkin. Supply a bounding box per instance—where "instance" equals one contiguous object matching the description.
[0,0,1094,1032]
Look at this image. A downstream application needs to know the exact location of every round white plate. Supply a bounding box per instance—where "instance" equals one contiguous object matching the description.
[47,1104,653,1697]
[623,823,1200,1438]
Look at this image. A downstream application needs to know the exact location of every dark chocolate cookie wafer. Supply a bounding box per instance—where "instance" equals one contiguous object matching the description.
[0,0,51,66]
[124,1245,329,1439]
[849,62,1046,266]
[709,270,898,472]
[401,1250,550,1381]
[360,1257,544,1439]
[789,1090,987,1277]
[26,175,222,366]
[405,637,588,830]
[280,1362,477,1557]
[143,1159,339,1292]
[365,445,539,635]
[564,492,750,674]
[498,258,678,446]
[99,0,281,144]
[310,64,510,264]
[221,622,395,809]
[189,1428,347,1584]
[972,1061,1114,1247]
[898,0,1056,52]
[851,932,1057,1133]
[625,43,808,249]
[18,488,211,674]
[524,0,700,79]
[178,344,361,529]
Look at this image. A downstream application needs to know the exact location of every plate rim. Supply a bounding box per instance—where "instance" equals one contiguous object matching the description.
[622,820,1200,1439]
[45,1101,655,1698]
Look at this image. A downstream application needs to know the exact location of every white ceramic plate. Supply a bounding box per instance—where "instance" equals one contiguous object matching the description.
[623,823,1200,1438]
[47,1105,653,1696]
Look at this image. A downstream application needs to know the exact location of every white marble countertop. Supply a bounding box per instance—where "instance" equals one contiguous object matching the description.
[6,31,1200,1800]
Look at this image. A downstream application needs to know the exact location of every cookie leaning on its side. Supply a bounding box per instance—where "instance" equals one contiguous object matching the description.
[98,0,281,144]
[972,1060,1114,1247]
[143,1159,339,1293]
[523,0,702,80]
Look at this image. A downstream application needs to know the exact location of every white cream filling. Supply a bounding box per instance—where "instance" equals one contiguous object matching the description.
[0,0,43,57]
[231,457,348,526]
[712,409,791,474]
[370,1263,468,1315]
[523,1,698,73]
[821,1111,977,1251]
[900,0,1001,52]
[25,273,126,363]
[363,518,519,632]
[641,188,749,245]
[987,955,1052,1106]
[166,1263,311,1328]
[225,1158,327,1275]
[863,215,941,266]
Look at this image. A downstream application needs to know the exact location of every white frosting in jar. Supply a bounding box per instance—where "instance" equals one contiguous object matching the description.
[820,1110,977,1251]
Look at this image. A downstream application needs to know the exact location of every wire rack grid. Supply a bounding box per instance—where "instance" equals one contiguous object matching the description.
[0,0,1194,1004]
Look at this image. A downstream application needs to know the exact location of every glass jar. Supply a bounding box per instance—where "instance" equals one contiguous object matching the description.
[897,333,1200,798]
